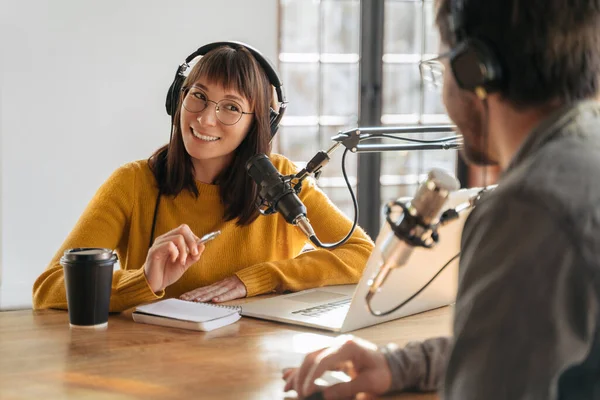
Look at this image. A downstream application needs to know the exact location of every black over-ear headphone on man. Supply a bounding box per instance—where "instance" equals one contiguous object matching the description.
[164,41,287,137]
[448,0,504,99]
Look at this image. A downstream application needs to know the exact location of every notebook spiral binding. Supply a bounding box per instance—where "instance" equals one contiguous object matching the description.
[192,301,242,313]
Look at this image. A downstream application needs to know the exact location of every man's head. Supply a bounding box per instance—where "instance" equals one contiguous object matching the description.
[435,0,600,165]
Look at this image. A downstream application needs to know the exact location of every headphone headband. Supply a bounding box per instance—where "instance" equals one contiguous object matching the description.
[449,0,466,43]
[448,0,503,97]
[165,41,287,137]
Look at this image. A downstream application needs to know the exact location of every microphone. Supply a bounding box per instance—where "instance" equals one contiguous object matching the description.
[366,168,460,312]
[245,154,317,239]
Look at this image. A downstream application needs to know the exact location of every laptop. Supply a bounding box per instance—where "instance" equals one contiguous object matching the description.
[241,187,481,332]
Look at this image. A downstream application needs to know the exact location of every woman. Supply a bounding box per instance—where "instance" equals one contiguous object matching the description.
[32,43,374,312]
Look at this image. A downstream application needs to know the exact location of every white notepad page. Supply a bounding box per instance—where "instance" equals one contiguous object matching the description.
[135,298,240,322]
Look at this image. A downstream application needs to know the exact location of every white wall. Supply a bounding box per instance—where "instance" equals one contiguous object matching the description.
[0,0,278,309]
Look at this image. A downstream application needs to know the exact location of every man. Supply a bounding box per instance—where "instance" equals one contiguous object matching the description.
[283,0,600,399]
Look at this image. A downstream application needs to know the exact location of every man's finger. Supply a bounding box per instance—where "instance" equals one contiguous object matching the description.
[282,368,296,382]
[322,374,377,400]
[302,342,358,398]
[295,349,328,398]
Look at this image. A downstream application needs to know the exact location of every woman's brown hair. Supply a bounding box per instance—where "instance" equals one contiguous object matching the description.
[149,44,273,225]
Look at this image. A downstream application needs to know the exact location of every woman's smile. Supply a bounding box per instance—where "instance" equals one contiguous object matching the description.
[191,128,220,142]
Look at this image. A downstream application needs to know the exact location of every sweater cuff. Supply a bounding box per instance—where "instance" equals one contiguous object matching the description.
[116,267,165,304]
[380,342,422,393]
[235,263,276,297]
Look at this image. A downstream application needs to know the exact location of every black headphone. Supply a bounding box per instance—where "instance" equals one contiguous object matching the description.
[149,42,286,248]
[448,0,504,99]
[165,41,287,137]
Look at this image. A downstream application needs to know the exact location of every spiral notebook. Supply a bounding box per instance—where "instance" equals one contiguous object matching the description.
[132,298,241,332]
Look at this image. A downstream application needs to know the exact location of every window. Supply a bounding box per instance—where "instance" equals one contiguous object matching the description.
[381,0,454,202]
[278,0,456,231]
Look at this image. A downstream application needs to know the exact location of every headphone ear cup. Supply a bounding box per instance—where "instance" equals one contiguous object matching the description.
[165,68,185,117]
[269,107,280,137]
[450,38,503,93]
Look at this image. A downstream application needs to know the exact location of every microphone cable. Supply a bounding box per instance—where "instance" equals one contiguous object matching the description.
[367,252,460,316]
[308,147,358,249]
[321,133,461,246]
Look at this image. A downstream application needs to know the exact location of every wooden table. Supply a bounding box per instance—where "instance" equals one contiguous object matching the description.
[0,303,452,399]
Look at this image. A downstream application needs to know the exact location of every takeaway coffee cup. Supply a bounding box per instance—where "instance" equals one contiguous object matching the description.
[61,248,117,329]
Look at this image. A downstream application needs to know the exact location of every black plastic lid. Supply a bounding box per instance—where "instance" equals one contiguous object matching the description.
[61,248,116,262]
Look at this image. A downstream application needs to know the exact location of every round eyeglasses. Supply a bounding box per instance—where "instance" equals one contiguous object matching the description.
[420,59,445,91]
[419,53,448,92]
[182,87,254,125]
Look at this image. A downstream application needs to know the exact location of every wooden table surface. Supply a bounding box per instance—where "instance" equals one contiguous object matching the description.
[0,302,452,400]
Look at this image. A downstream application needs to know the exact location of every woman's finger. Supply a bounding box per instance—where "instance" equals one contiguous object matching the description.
[180,280,226,301]
[211,286,244,302]
[170,234,189,265]
[149,240,180,264]
[153,224,200,256]
[176,224,201,256]
[205,285,233,301]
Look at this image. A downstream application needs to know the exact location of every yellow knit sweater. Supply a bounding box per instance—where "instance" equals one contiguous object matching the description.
[32,154,374,312]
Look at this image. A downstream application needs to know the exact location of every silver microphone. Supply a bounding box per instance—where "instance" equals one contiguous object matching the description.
[366,169,460,307]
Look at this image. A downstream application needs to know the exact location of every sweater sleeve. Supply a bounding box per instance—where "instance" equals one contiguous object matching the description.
[32,163,163,312]
[235,157,374,296]
[381,337,452,393]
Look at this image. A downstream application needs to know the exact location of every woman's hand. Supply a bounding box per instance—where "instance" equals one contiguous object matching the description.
[143,224,205,293]
[283,336,392,399]
[180,276,247,303]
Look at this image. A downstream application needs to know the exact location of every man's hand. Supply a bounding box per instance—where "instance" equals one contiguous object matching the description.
[283,336,392,399]
[180,276,247,303]
[143,224,205,293]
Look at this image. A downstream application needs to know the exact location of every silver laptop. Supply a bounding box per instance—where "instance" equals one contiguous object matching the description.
[241,187,481,332]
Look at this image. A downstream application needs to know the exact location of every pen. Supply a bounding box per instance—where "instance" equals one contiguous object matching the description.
[197,230,221,244]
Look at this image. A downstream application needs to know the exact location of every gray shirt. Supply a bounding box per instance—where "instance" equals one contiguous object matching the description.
[382,100,600,399]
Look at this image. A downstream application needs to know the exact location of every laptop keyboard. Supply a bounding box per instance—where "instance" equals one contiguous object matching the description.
[291,298,352,317]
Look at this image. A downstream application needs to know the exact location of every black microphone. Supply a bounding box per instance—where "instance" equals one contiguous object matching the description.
[246,154,315,234]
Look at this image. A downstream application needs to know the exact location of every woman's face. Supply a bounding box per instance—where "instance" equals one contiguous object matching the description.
[180,78,254,170]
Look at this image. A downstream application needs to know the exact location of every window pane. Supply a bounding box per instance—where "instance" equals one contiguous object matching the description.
[380,135,424,176]
[278,126,320,163]
[419,133,458,173]
[423,89,446,114]
[317,125,358,180]
[381,184,419,204]
[379,129,457,173]
[280,0,320,53]
[280,63,319,117]
[424,0,440,54]
[322,0,360,54]
[321,63,359,117]
[384,0,423,54]
[383,64,422,115]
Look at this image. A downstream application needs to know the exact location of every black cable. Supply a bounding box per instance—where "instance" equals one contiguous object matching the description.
[482,98,490,187]
[308,148,359,249]
[362,134,461,144]
[149,191,162,248]
[367,252,460,317]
